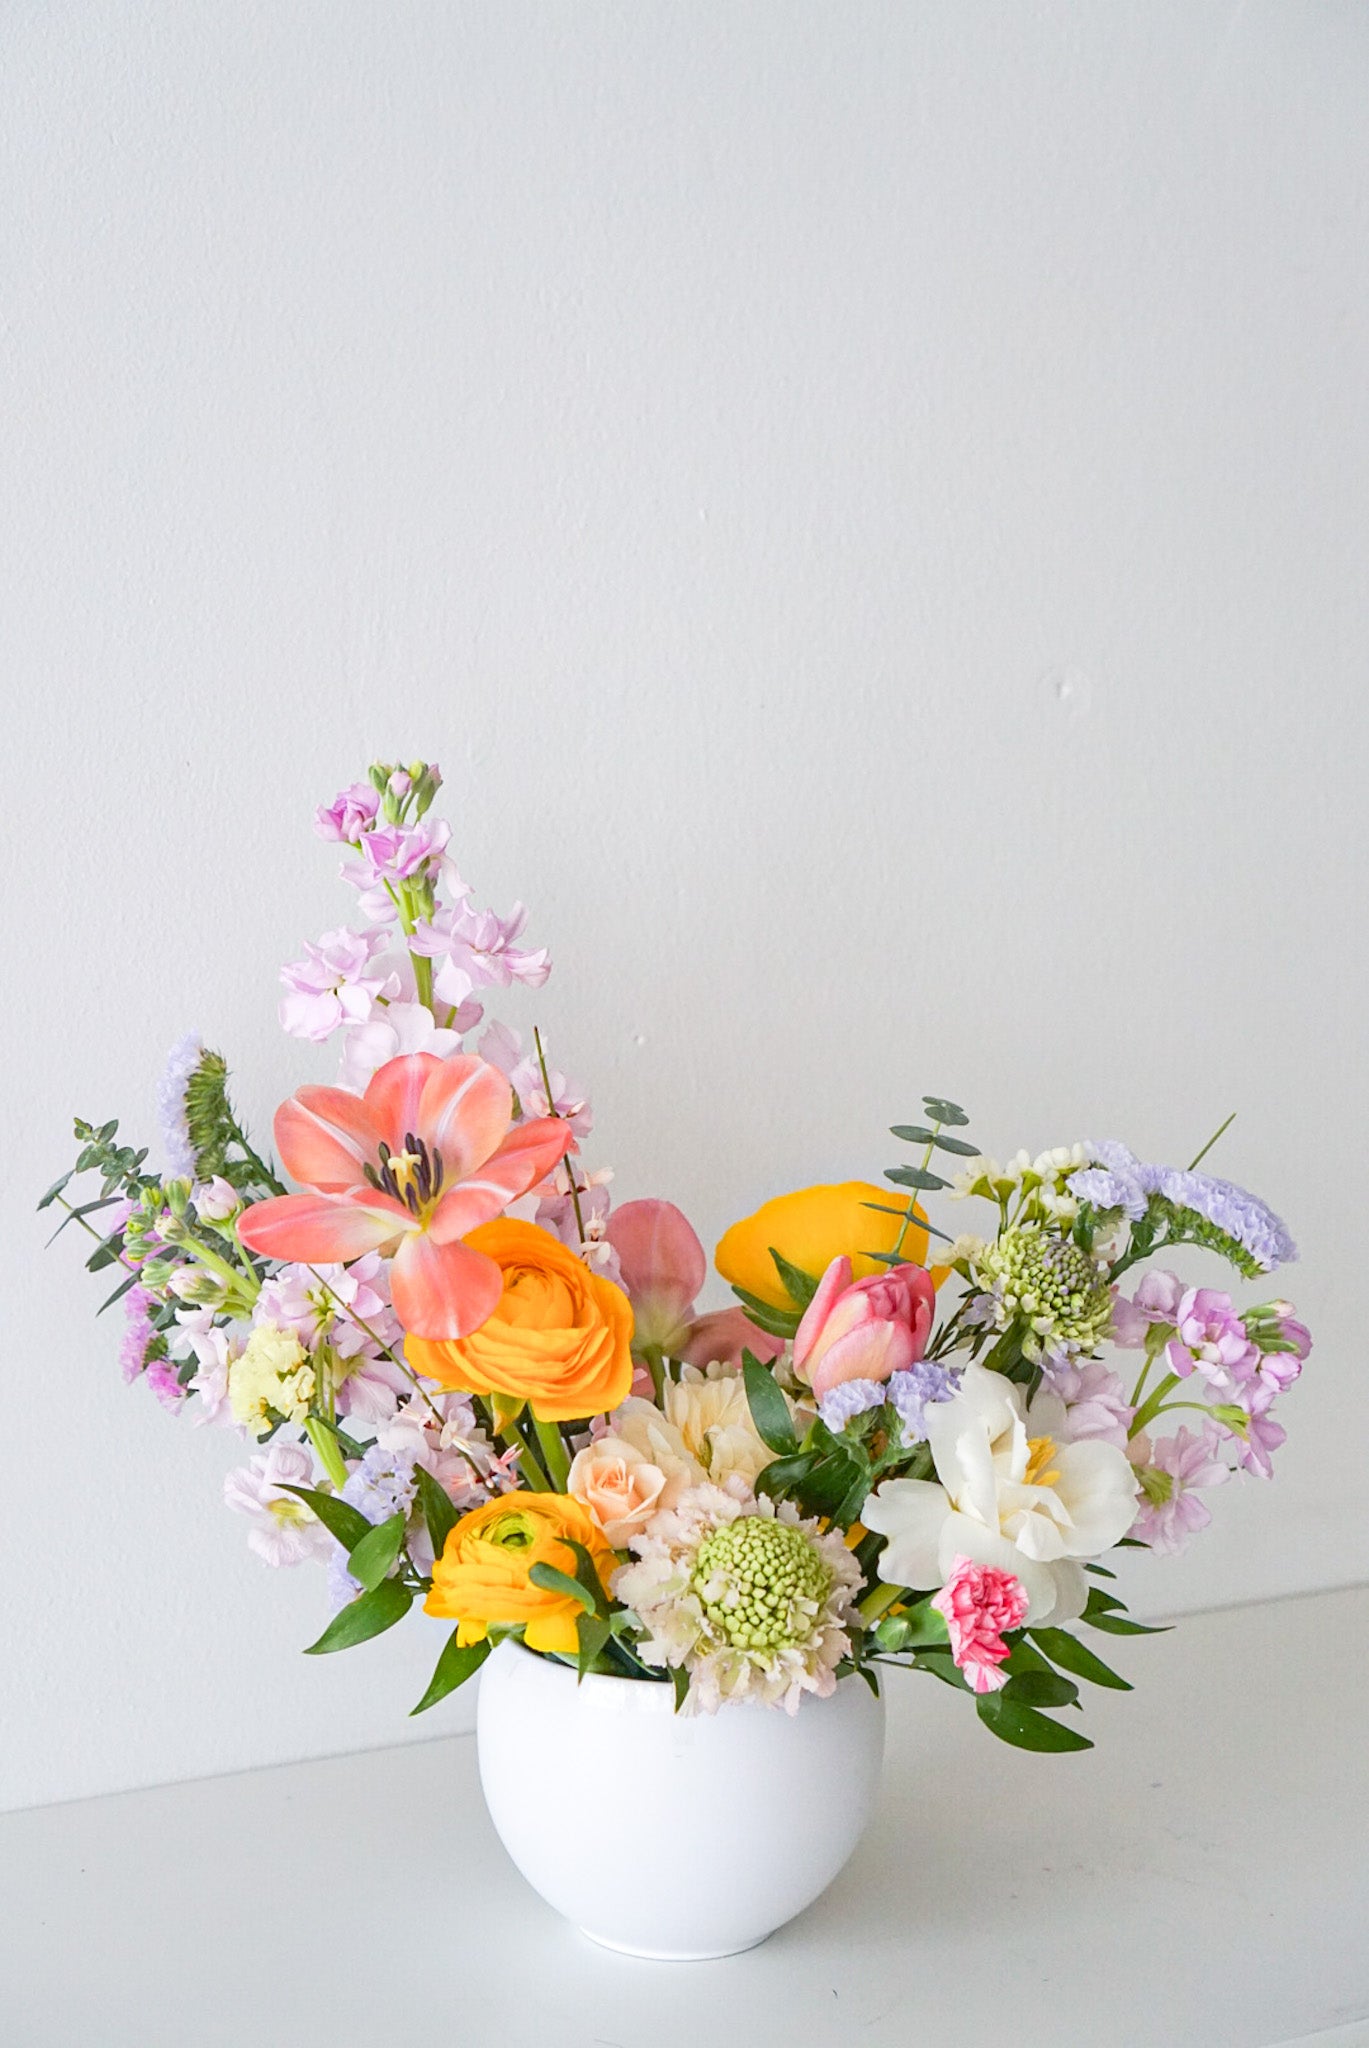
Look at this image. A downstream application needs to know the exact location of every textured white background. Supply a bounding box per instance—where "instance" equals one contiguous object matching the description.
[4,1,1367,1813]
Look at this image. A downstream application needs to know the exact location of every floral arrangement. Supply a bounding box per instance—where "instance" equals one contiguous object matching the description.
[44,758,1310,1753]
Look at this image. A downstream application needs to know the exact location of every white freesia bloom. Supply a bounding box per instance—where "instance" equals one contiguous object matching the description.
[862,1362,1139,1624]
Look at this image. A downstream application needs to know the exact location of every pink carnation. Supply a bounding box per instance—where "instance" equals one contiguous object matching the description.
[930,1554,1029,1694]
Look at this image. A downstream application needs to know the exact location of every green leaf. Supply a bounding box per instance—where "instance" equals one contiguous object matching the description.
[890,1125,939,1145]
[728,1285,803,1340]
[884,1165,949,1192]
[922,1098,970,1127]
[37,1170,74,1212]
[1082,1585,1125,1615]
[743,1352,799,1455]
[912,1649,970,1690]
[930,1132,981,1156]
[414,1464,461,1562]
[562,1539,611,1618]
[754,1450,815,1500]
[1084,1562,1117,1579]
[97,1271,139,1312]
[767,1247,820,1312]
[277,1483,373,1553]
[410,1631,490,1715]
[575,1612,612,1680]
[347,1511,407,1594]
[1084,1611,1171,1637]
[1002,1668,1080,1710]
[1030,1627,1133,1690]
[528,1561,597,1615]
[976,1691,1093,1751]
[670,1665,691,1713]
[304,1578,412,1654]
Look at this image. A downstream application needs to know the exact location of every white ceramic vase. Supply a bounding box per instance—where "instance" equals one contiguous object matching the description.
[476,1639,886,1959]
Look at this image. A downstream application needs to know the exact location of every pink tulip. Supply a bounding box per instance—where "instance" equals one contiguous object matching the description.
[604,1199,706,1353]
[237,1053,574,1341]
[604,1199,785,1366]
[791,1255,936,1400]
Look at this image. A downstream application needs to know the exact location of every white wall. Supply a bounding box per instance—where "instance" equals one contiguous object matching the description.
[5,1,1367,1814]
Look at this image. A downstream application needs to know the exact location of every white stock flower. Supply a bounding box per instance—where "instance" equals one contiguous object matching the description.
[862,1361,1138,1624]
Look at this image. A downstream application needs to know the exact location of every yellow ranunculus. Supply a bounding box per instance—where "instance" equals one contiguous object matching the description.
[715,1182,930,1312]
[424,1491,616,1654]
[405,1219,634,1421]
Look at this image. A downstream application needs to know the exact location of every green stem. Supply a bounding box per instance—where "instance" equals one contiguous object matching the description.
[892,1121,941,1260]
[1130,1372,1180,1439]
[640,1342,666,1402]
[533,1026,586,1242]
[1188,1112,1236,1173]
[858,1583,903,1625]
[533,1416,571,1491]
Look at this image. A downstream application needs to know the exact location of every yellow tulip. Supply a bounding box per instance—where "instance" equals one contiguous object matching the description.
[715,1182,930,1312]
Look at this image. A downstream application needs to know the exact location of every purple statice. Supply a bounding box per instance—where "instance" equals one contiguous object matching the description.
[119,1286,158,1384]
[887,1361,963,1445]
[1067,1141,1297,1272]
[1131,1423,1229,1556]
[328,1445,418,1609]
[156,1033,201,1177]
[817,1379,888,1433]
[143,1356,186,1413]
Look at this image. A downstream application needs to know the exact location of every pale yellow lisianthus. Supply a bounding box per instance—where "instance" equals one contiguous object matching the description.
[716,1182,930,1312]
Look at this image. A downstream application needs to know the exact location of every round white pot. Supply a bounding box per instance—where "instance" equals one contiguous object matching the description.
[476,1640,886,1959]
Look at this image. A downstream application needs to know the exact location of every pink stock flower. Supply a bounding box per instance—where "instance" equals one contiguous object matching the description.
[791,1255,936,1401]
[279,927,401,1042]
[1040,1357,1134,1447]
[338,1000,474,1093]
[236,1052,575,1340]
[1131,1423,1230,1555]
[410,901,551,1010]
[224,1441,335,1567]
[478,1023,592,1140]
[930,1555,1029,1694]
[603,1198,785,1367]
[1110,1268,1185,1348]
[1166,1287,1261,1395]
[1233,1380,1286,1479]
[341,820,456,920]
[315,781,380,844]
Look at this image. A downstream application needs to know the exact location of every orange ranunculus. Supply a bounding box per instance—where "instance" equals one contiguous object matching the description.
[405,1219,634,1421]
[425,1491,616,1653]
[715,1182,931,1313]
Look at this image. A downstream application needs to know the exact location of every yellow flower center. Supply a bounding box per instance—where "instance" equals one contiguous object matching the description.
[386,1149,423,1196]
[1024,1434,1061,1489]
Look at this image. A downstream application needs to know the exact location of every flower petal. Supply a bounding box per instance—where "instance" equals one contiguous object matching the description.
[363,1053,446,1154]
[604,1199,707,1329]
[274,1087,383,1191]
[426,1116,575,1243]
[677,1309,785,1370]
[237,1189,410,1263]
[416,1054,514,1178]
[862,1477,949,1589]
[389,1230,505,1341]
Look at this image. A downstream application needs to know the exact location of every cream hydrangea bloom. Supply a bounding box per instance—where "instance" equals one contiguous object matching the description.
[863,1361,1138,1624]
[228,1320,316,1437]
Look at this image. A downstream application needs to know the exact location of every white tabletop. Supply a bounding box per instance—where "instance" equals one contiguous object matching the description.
[3,1585,1366,2048]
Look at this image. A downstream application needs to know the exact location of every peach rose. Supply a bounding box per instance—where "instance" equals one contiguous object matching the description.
[567,1437,668,1547]
[406,1219,634,1421]
[424,1491,616,1654]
